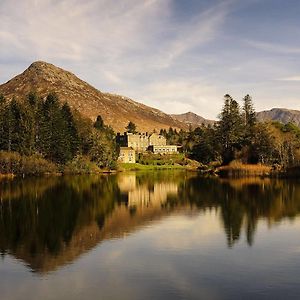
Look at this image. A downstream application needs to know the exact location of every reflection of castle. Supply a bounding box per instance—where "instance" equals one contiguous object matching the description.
[4,174,296,275]
[118,174,178,208]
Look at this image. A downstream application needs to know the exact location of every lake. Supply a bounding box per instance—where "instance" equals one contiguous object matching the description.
[1,171,300,299]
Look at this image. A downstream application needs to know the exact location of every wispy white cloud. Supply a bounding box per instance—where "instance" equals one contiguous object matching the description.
[1,0,300,117]
[278,76,300,82]
[138,79,224,118]
[154,0,234,69]
[245,40,300,54]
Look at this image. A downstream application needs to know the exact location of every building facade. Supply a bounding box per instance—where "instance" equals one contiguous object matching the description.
[116,133,151,152]
[149,133,166,146]
[118,147,136,163]
[117,132,177,155]
[148,145,178,154]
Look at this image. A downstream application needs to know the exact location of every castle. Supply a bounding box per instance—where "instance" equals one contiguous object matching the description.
[117,132,178,163]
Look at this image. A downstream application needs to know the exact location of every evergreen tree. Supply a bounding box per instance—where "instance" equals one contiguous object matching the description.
[10,99,35,155]
[218,94,243,164]
[242,94,257,146]
[40,93,71,163]
[94,115,104,130]
[0,95,6,150]
[126,121,137,133]
[62,102,80,157]
[242,94,256,128]
[190,125,220,164]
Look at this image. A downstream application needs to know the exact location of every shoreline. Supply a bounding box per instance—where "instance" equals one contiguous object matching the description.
[2,162,300,179]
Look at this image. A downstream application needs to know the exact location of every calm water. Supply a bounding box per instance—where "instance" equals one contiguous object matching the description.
[1,171,300,299]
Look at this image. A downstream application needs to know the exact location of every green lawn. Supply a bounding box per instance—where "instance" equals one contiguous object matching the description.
[118,163,185,171]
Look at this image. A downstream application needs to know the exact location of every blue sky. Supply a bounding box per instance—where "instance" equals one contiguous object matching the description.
[0,0,300,119]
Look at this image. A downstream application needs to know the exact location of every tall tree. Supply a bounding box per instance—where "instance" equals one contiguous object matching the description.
[242,94,257,146]
[126,121,137,133]
[217,94,243,164]
[62,102,80,157]
[39,93,71,163]
[94,115,104,130]
[0,95,6,150]
[242,94,256,128]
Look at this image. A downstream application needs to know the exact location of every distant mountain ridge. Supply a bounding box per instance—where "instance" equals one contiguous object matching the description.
[173,108,300,129]
[1,61,299,132]
[171,112,215,127]
[256,108,300,127]
[0,61,187,132]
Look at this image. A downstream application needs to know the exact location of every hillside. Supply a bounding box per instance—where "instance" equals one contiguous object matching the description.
[257,108,300,127]
[171,112,216,128]
[0,61,187,132]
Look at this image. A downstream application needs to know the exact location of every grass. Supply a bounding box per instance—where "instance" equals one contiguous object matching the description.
[216,161,272,178]
[118,163,185,171]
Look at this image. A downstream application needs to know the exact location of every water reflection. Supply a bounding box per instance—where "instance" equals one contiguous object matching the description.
[1,172,300,274]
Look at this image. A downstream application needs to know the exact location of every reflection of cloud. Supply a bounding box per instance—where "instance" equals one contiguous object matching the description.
[148,212,223,251]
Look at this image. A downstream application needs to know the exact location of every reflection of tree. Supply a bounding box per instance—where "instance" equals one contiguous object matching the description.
[2,172,300,272]
[177,177,300,247]
[0,172,187,273]
[0,175,121,262]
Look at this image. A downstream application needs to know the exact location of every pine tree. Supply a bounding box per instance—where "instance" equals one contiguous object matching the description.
[0,95,6,150]
[40,93,71,163]
[242,94,257,145]
[218,94,243,164]
[126,121,137,133]
[242,95,256,128]
[94,115,104,130]
[62,102,80,157]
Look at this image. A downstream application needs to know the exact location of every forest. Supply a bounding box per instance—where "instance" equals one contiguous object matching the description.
[0,93,118,174]
[162,94,300,171]
[0,92,300,175]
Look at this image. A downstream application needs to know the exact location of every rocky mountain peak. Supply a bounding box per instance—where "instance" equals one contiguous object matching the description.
[0,61,187,132]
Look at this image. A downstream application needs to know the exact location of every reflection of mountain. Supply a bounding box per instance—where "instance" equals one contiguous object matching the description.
[1,173,300,273]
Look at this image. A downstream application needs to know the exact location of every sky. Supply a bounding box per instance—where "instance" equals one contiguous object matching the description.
[0,0,300,119]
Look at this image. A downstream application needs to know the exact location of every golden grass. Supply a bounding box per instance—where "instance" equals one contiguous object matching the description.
[216,161,272,178]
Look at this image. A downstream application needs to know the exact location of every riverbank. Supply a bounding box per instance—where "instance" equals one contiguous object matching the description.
[200,161,300,179]
[1,150,299,178]
[0,150,199,177]
[215,162,272,178]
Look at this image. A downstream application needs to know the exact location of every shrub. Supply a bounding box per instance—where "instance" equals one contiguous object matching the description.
[64,155,101,174]
[0,151,57,175]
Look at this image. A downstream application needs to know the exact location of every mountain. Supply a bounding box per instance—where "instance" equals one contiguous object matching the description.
[0,61,187,132]
[257,108,300,127]
[171,112,216,128]
[172,109,300,129]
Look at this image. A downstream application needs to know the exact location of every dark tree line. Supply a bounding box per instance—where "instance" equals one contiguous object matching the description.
[160,94,300,167]
[0,93,118,169]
